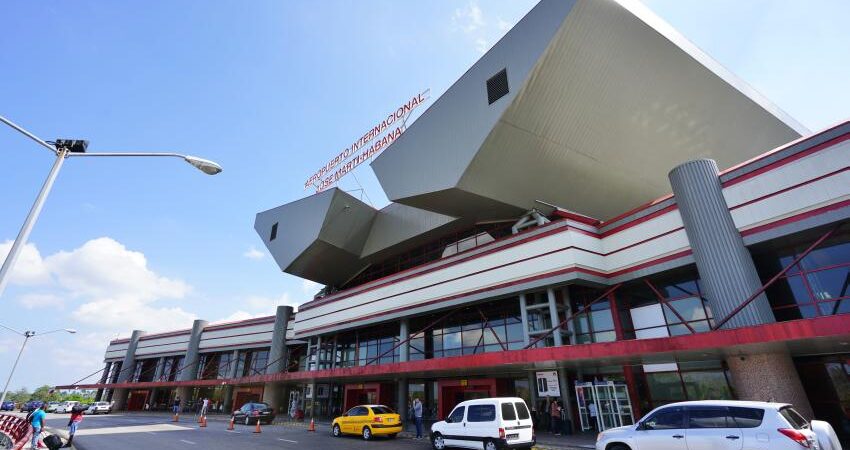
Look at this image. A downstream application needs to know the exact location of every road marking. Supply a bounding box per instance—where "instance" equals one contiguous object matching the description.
[278,438,298,443]
[180,439,197,445]
[225,430,242,434]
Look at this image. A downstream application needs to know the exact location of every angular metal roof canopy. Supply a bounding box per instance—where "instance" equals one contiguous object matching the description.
[257,0,806,285]
[371,0,804,220]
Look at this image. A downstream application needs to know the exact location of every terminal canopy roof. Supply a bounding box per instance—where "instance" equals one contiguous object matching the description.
[257,0,805,286]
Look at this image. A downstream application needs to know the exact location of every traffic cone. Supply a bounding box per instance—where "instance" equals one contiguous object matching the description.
[197,415,203,424]
[253,419,262,434]
[308,418,315,432]
[227,417,235,430]
[173,413,179,422]
[199,415,207,428]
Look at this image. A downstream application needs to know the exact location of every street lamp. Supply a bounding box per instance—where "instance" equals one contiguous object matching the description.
[0,114,223,300]
[0,324,76,406]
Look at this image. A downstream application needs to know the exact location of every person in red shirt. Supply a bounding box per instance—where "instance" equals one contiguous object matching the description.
[64,406,84,448]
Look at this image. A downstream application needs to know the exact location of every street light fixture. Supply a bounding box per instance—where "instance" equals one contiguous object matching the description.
[0,325,76,406]
[0,114,223,300]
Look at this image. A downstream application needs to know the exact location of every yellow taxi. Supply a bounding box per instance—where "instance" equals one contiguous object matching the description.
[332,404,402,440]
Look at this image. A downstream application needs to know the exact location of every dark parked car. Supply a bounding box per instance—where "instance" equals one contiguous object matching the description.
[232,402,275,425]
[0,401,15,411]
[21,400,44,412]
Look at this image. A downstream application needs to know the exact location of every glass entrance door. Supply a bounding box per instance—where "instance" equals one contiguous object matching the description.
[575,382,634,432]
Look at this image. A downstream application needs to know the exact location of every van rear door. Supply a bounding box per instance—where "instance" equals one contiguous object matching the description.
[510,401,535,443]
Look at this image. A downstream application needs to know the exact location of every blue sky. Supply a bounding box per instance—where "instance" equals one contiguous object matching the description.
[0,0,848,390]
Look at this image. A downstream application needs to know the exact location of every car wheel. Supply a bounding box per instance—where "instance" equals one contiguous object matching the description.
[432,433,446,450]
[609,445,631,450]
[483,439,498,450]
[332,424,341,437]
[361,426,372,441]
[387,433,397,439]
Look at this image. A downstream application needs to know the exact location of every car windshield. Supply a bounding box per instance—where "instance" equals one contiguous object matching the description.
[250,403,269,409]
[370,406,394,414]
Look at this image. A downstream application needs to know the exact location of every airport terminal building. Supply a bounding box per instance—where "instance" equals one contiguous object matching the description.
[64,0,850,439]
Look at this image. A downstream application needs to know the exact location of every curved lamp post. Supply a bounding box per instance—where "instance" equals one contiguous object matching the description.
[0,114,222,300]
[0,325,77,406]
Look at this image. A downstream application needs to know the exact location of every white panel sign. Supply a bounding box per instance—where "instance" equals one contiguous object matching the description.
[536,371,561,397]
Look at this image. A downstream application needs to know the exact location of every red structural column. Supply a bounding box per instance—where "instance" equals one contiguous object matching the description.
[622,366,642,420]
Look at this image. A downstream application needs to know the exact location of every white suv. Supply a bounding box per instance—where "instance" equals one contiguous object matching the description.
[430,397,534,450]
[87,401,112,415]
[596,400,842,450]
[55,401,80,414]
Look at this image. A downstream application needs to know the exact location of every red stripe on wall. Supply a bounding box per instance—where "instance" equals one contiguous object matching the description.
[64,315,850,390]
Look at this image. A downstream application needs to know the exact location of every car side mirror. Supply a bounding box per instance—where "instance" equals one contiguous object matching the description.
[636,422,644,431]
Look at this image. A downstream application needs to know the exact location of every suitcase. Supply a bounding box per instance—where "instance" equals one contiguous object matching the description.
[42,434,63,450]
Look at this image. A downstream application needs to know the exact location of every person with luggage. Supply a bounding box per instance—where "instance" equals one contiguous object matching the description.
[63,405,84,447]
[29,403,47,449]
[172,396,181,414]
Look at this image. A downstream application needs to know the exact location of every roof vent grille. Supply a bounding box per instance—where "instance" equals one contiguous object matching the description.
[486,69,509,105]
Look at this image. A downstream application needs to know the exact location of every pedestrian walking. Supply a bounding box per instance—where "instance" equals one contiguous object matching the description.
[29,403,47,449]
[588,401,598,431]
[413,397,424,439]
[200,397,209,416]
[550,399,561,435]
[172,396,181,414]
[63,405,84,447]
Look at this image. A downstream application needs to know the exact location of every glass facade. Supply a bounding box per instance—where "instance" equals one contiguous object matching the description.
[753,230,850,321]
[197,352,234,380]
[235,349,269,377]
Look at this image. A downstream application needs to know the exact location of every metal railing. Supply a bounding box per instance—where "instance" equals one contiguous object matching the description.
[0,414,33,450]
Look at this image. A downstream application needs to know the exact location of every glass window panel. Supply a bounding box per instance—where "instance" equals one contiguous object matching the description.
[818,300,850,316]
[590,309,614,332]
[646,372,686,401]
[594,331,616,343]
[664,297,707,323]
[688,408,732,428]
[801,241,850,271]
[661,280,700,300]
[806,267,850,301]
[506,320,523,343]
[682,371,732,400]
[444,331,461,350]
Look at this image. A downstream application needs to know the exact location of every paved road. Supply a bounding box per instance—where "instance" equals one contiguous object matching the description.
[42,413,431,450]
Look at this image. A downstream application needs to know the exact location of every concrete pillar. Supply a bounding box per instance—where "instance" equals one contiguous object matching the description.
[111,388,128,411]
[176,319,207,412]
[670,160,814,419]
[546,288,563,346]
[727,353,814,419]
[114,329,146,411]
[561,288,576,345]
[397,379,408,424]
[668,159,775,329]
[268,306,293,374]
[399,319,410,362]
[519,294,531,346]
[117,330,146,383]
[262,383,282,413]
[223,385,235,413]
[148,388,158,409]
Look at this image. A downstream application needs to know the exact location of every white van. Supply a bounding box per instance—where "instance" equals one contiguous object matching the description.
[430,397,535,450]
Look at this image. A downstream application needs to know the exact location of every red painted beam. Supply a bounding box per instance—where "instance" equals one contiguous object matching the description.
[60,315,850,391]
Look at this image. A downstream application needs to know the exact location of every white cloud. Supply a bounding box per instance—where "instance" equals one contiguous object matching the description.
[451,0,519,54]
[0,240,52,286]
[453,1,485,33]
[18,293,64,310]
[243,246,265,260]
[212,293,300,324]
[301,279,321,294]
[4,237,196,333]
